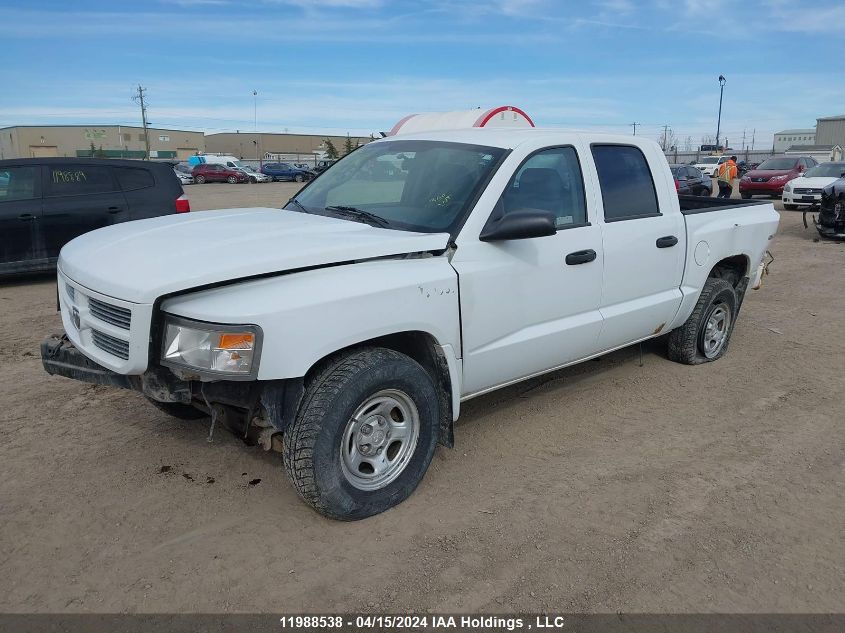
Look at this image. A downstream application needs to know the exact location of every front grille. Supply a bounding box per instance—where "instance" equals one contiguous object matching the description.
[794,188,821,195]
[92,330,130,360]
[89,298,131,330]
[752,177,770,182]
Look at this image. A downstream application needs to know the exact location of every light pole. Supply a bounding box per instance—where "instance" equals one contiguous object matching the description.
[715,75,726,151]
[253,90,257,131]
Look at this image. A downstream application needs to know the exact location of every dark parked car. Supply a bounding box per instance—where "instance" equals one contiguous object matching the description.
[261,162,314,182]
[669,164,711,196]
[739,156,817,199]
[314,159,337,174]
[191,163,248,184]
[0,158,189,275]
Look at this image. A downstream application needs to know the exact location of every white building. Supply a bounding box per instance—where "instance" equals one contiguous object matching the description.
[773,128,815,152]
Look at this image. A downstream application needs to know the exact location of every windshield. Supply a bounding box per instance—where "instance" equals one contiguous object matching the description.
[241,166,256,172]
[289,140,506,233]
[804,163,845,178]
[757,158,796,170]
[699,157,719,164]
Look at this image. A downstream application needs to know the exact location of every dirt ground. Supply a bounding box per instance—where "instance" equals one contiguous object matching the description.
[1,183,843,614]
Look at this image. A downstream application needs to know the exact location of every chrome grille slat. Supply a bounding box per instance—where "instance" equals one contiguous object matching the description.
[92,330,130,360]
[89,297,132,330]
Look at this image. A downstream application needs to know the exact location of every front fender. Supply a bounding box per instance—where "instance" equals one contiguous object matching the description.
[160,256,461,381]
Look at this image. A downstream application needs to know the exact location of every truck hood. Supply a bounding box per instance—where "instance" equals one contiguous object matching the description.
[59,208,450,303]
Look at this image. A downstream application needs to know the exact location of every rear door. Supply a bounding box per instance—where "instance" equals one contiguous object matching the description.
[590,144,685,351]
[453,145,605,396]
[115,165,169,219]
[41,163,127,260]
[0,165,45,271]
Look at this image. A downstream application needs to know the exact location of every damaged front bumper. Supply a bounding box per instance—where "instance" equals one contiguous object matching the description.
[42,334,193,403]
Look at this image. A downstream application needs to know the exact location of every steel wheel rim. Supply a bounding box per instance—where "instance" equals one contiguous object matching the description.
[701,302,731,358]
[340,389,420,491]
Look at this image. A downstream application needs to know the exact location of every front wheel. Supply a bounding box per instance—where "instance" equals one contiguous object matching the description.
[294,174,304,183]
[283,347,439,520]
[195,175,206,184]
[668,277,737,365]
[227,175,237,184]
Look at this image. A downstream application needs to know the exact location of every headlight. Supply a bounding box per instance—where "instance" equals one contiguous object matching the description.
[161,316,261,378]
[784,184,792,192]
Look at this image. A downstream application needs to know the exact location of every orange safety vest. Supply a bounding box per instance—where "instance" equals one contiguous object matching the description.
[718,160,737,183]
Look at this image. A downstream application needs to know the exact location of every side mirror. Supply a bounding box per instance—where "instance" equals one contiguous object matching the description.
[480,209,557,242]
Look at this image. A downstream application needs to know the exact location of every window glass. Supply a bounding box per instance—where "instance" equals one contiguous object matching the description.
[292,140,506,233]
[501,147,587,228]
[47,165,117,196]
[592,145,660,221]
[116,167,154,191]
[0,166,38,201]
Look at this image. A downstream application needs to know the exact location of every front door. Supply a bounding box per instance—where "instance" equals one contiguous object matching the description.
[452,146,605,396]
[0,165,44,271]
[41,163,126,260]
[590,144,685,351]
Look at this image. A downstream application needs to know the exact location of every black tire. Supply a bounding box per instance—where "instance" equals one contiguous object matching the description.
[667,277,738,365]
[227,175,237,184]
[195,175,206,184]
[741,192,751,199]
[283,347,439,520]
[783,203,798,211]
[146,397,207,420]
[294,173,304,183]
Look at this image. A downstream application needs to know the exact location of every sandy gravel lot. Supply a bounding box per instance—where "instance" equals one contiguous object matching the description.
[1,184,843,614]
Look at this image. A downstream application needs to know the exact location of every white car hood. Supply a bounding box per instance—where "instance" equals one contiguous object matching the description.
[59,208,450,303]
[788,176,838,188]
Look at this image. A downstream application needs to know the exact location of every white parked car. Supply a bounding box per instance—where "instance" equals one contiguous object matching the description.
[42,129,779,520]
[782,161,845,210]
[693,155,729,178]
[173,169,194,185]
[239,166,272,183]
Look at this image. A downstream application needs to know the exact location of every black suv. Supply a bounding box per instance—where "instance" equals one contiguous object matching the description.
[0,158,189,275]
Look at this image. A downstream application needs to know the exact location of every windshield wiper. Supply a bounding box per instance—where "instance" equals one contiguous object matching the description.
[288,198,309,213]
[325,205,391,228]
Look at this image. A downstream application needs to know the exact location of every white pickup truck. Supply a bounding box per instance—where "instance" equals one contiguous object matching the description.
[42,129,779,520]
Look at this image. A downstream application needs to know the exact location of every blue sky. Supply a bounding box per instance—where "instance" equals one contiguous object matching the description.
[1,0,843,148]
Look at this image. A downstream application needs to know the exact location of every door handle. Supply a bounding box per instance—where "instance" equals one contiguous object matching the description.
[565,249,597,265]
[656,235,678,248]
[107,206,124,214]
[18,213,37,221]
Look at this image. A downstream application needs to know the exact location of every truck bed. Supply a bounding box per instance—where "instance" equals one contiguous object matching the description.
[679,195,770,215]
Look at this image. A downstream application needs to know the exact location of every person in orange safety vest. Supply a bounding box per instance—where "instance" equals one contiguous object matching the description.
[717,155,738,199]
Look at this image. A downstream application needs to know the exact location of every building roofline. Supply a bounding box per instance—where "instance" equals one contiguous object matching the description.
[0,124,203,133]
[816,115,845,121]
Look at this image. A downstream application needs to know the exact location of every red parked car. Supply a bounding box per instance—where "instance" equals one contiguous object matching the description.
[191,163,248,184]
[739,156,817,199]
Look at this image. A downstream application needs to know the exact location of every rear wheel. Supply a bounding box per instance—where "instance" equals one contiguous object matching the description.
[283,347,439,520]
[294,173,304,183]
[741,192,751,199]
[668,277,738,365]
[195,175,206,184]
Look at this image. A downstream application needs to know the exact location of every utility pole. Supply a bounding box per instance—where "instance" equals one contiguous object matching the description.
[132,85,151,160]
[631,122,639,136]
[253,90,258,131]
[751,128,756,151]
[662,124,670,151]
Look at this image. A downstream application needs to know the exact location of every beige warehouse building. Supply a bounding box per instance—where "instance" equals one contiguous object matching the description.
[204,132,371,160]
[0,125,205,160]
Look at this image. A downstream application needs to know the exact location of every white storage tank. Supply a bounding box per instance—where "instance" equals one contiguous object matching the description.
[387,106,534,136]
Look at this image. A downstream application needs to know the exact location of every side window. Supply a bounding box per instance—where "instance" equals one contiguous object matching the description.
[591,145,660,222]
[116,168,154,191]
[501,146,587,229]
[0,166,38,202]
[47,165,118,197]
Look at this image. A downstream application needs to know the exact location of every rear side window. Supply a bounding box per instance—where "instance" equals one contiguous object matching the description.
[116,167,154,191]
[0,166,38,201]
[47,165,118,196]
[592,145,660,222]
[501,146,587,228]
